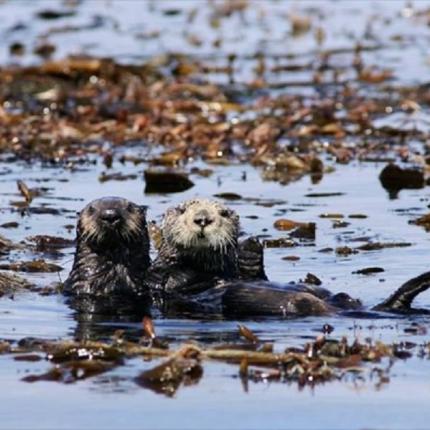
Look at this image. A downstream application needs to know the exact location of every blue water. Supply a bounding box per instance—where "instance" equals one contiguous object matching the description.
[0,1,430,429]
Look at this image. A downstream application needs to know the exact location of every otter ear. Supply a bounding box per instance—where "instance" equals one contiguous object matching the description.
[231,210,240,228]
[228,208,239,220]
[176,204,186,214]
[220,208,236,218]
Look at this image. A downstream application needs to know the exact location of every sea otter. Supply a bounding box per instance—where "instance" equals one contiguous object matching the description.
[64,196,430,319]
[146,199,266,309]
[148,198,430,317]
[63,197,151,316]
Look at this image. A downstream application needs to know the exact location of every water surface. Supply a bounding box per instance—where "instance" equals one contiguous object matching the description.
[1,1,430,429]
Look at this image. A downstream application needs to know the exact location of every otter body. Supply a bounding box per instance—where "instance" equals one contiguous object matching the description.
[64,197,151,315]
[64,197,430,319]
[162,281,355,318]
[220,275,430,317]
[156,259,430,319]
[148,198,430,318]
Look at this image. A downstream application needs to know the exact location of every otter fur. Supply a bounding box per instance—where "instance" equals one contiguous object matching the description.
[147,199,265,305]
[159,198,240,276]
[64,197,151,315]
[149,198,430,318]
[63,196,430,319]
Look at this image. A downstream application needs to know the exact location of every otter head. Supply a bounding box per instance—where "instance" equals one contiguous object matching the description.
[163,199,239,253]
[77,197,147,250]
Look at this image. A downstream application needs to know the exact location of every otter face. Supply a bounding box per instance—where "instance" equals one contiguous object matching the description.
[77,197,146,248]
[163,199,239,251]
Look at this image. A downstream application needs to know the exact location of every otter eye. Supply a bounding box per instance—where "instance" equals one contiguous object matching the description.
[87,206,95,215]
[220,209,230,218]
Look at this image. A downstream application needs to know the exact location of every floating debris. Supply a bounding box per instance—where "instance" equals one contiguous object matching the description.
[274,219,316,240]
[214,192,242,200]
[410,213,430,231]
[352,267,385,275]
[0,260,63,273]
[0,222,19,229]
[264,238,297,248]
[135,346,203,397]
[379,164,424,192]
[99,172,138,182]
[0,272,33,296]
[336,246,358,256]
[144,170,194,194]
[23,360,116,384]
[36,9,76,20]
[356,242,412,251]
[5,327,424,390]
[25,235,74,251]
[282,255,300,261]
[305,193,344,198]
[238,324,260,344]
[304,273,322,286]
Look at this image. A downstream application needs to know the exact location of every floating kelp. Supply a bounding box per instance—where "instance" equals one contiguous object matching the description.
[144,169,194,194]
[7,326,426,391]
[0,271,33,296]
[410,213,430,231]
[25,235,74,251]
[1,1,430,414]
[273,219,316,240]
[379,163,425,194]
[135,345,203,397]
[352,267,385,275]
[0,34,427,190]
[0,259,63,273]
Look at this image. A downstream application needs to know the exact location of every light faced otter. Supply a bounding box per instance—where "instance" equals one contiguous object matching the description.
[64,197,151,315]
[149,198,430,318]
[161,198,240,276]
[147,199,266,302]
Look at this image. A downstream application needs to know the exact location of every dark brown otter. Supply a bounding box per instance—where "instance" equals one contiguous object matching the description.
[64,197,151,315]
[220,273,430,317]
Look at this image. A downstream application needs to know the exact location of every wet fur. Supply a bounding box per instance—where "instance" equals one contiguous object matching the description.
[150,199,430,317]
[64,197,151,315]
[148,199,242,300]
[161,199,240,276]
[64,197,430,319]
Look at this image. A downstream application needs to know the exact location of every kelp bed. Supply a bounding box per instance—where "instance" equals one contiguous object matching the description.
[1,2,430,418]
[2,322,429,396]
[2,48,430,187]
[2,1,430,183]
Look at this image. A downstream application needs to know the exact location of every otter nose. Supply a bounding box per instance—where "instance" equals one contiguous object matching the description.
[100,209,121,224]
[193,211,213,228]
